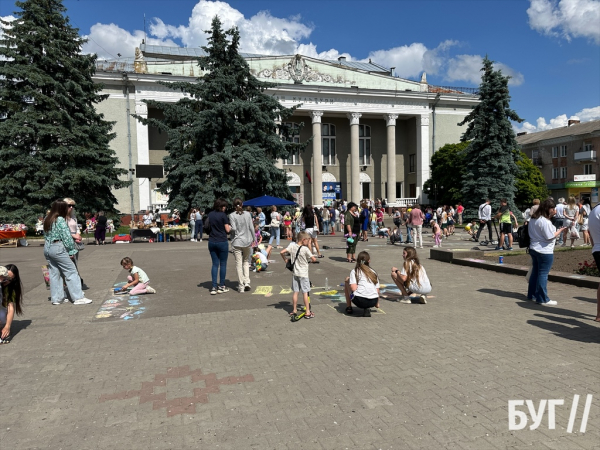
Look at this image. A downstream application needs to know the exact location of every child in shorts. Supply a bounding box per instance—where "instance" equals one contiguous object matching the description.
[280,231,317,318]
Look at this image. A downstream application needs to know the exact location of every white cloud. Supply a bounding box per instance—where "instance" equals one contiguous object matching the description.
[82,23,178,59]
[0,15,16,38]
[76,1,523,87]
[527,0,600,44]
[514,106,600,133]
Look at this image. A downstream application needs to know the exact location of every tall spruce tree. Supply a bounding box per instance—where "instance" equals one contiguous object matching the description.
[0,0,129,224]
[459,57,523,217]
[136,16,305,212]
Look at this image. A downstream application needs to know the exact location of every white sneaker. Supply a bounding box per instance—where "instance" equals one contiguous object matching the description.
[539,300,558,306]
[238,286,244,293]
[190,239,196,242]
[199,239,203,242]
[420,246,423,249]
[52,298,68,305]
[217,286,229,294]
[145,286,156,294]
[398,296,412,303]
[417,294,427,304]
[433,245,439,248]
[73,297,93,305]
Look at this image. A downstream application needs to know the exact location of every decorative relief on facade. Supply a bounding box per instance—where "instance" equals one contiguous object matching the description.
[135,103,148,116]
[347,112,362,125]
[134,47,148,74]
[322,172,337,182]
[256,55,346,85]
[359,172,372,183]
[384,114,398,127]
[286,172,301,186]
[310,110,324,123]
[420,115,430,126]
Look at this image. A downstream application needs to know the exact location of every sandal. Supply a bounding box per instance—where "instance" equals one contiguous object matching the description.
[345,306,353,315]
[318,254,324,258]
[304,311,315,319]
[347,259,353,263]
[350,258,356,263]
[288,311,297,316]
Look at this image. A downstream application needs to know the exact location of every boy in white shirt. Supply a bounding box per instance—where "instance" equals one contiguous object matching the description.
[281,232,317,318]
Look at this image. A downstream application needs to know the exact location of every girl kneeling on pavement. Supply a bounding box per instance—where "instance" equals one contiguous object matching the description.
[391,247,431,304]
[118,257,156,295]
[344,251,380,317]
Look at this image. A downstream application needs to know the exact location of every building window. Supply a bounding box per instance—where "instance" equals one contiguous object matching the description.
[552,147,558,158]
[322,123,336,165]
[409,154,416,173]
[409,183,416,198]
[282,122,300,165]
[358,125,371,165]
[396,182,402,199]
[560,145,567,157]
[584,164,594,175]
[584,142,594,152]
[552,168,559,179]
[561,167,567,179]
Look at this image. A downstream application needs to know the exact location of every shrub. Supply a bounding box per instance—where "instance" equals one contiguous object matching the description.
[576,260,600,277]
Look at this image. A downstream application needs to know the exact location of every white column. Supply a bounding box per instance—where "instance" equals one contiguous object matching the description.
[384,114,398,203]
[135,101,150,210]
[347,112,362,203]
[310,111,324,206]
[415,114,430,203]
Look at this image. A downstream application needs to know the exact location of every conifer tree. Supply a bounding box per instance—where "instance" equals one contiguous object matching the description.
[0,0,129,224]
[459,57,523,216]
[136,16,305,212]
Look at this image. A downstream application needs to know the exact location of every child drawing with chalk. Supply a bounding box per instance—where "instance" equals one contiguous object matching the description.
[116,257,156,295]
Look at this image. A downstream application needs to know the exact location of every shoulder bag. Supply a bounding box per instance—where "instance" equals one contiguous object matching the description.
[286,246,303,272]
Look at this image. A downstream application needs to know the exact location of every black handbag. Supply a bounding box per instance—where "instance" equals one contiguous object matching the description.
[286,246,302,272]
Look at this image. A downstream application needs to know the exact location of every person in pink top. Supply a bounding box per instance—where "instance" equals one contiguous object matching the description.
[409,204,425,248]
[456,202,464,225]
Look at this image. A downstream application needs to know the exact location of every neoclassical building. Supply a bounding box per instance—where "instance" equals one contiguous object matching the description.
[93,45,479,213]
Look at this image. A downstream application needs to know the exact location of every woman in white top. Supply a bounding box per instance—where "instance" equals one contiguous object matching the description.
[344,251,380,317]
[580,198,592,246]
[562,196,579,248]
[229,198,256,293]
[390,247,431,304]
[527,199,566,306]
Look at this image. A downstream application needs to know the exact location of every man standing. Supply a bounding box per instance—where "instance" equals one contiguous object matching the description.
[475,199,493,243]
[409,204,425,249]
[456,202,464,225]
[586,203,600,322]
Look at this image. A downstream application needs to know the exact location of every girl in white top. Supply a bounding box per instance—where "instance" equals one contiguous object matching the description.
[580,199,592,246]
[391,247,431,304]
[344,251,380,317]
[562,196,580,248]
[117,257,156,295]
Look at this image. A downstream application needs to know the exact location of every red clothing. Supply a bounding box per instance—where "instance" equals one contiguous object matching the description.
[409,208,425,226]
[457,205,464,214]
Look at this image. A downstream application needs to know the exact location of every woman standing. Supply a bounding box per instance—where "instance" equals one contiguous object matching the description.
[207,198,231,295]
[44,200,92,305]
[268,206,282,248]
[229,198,255,293]
[563,196,580,248]
[528,199,566,306]
[95,211,107,245]
[302,205,324,258]
[580,198,591,246]
[359,203,369,241]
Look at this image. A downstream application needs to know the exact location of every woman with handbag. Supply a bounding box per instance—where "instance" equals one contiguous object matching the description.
[63,198,85,288]
[44,199,92,306]
[562,196,580,248]
[268,205,282,248]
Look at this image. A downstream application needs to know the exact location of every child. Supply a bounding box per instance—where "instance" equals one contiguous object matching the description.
[280,231,317,318]
[283,212,293,240]
[344,251,380,317]
[252,245,272,272]
[117,257,156,295]
[1,264,24,344]
[377,227,390,238]
[431,219,442,247]
[390,247,431,304]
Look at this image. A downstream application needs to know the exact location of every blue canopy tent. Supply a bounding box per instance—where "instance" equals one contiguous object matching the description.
[243,195,297,208]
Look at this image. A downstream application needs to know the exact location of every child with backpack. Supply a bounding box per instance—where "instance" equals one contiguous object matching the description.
[280,231,317,318]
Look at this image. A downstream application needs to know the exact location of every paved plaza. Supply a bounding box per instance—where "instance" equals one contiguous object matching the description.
[1,233,599,449]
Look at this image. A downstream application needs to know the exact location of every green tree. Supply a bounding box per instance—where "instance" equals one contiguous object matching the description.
[423,142,469,206]
[136,16,305,213]
[458,56,523,216]
[0,0,129,224]
[514,151,549,210]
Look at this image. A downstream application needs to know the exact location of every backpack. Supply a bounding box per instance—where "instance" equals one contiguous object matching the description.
[517,223,530,249]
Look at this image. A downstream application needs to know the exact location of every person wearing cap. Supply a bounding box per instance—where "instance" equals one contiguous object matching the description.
[169,208,184,241]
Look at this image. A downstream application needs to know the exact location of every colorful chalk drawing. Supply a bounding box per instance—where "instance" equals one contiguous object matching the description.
[253,286,273,295]
[279,287,292,295]
[93,284,148,321]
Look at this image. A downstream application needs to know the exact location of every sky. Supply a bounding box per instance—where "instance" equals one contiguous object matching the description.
[1,0,599,134]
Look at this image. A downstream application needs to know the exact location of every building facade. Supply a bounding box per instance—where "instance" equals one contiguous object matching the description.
[94,45,479,214]
[517,120,600,202]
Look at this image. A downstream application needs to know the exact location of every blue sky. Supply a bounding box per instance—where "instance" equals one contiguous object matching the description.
[2,0,599,133]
